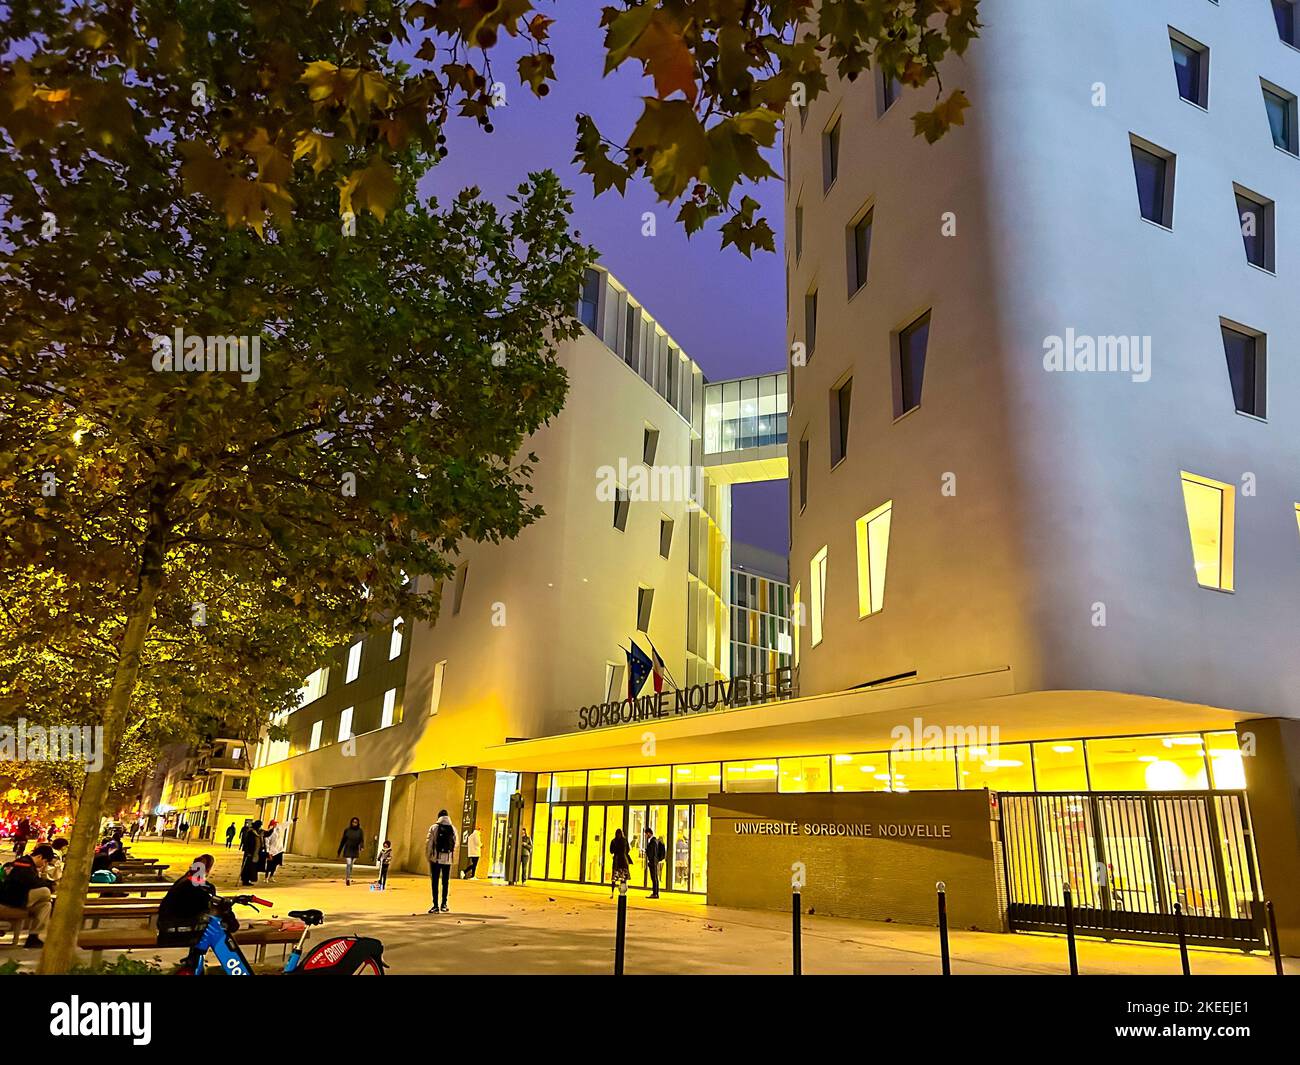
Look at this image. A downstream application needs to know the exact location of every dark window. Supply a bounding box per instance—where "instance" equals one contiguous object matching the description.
[804,290,817,359]
[881,73,902,112]
[636,587,654,631]
[1264,87,1296,152]
[1131,144,1170,225]
[624,305,637,367]
[453,562,469,615]
[659,518,673,560]
[851,208,873,293]
[643,425,659,465]
[822,118,840,191]
[798,435,810,511]
[666,348,678,405]
[830,378,852,466]
[613,486,630,531]
[1235,192,1271,270]
[1275,0,1298,46]
[898,312,931,415]
[579,269,601,331]
[794,204,803,260]
[1221,325,1264,417]
[1170,37,1205,106]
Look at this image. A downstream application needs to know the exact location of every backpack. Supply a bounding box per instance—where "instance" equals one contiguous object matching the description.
[651,838,666,863]
[435,822,455,854]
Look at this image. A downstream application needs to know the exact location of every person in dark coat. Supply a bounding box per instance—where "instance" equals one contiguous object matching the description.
[224,822,237,849]
[12,816,31,856]
[0,844,53,947]
[337,817,364,886]
[608,828,631,899]
[238,819,264,886]
[643,827,665,898]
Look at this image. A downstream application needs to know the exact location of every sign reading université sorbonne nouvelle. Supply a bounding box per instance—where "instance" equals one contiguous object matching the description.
[576,666,796,731]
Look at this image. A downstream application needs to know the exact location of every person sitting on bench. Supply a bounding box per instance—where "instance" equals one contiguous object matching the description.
[0,844,55,948]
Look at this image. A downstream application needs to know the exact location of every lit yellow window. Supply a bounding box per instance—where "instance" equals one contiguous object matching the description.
[1181,472,1234,591]
[791,582,802,666]
[809,546,828,646]
[1294,503,1300,541]
[855,500,892,617]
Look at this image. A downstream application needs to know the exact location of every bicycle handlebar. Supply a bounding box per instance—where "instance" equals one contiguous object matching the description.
[225,894,273,908]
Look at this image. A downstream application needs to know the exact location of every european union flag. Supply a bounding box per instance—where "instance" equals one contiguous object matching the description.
[626,641,653,701]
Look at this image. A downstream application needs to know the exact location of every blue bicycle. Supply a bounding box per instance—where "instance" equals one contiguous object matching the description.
[167,893,387,975]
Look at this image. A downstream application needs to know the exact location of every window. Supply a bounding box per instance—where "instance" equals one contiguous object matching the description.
[855,500,893,617]
[298,667,328,707]
[338,706,353,743]
[791,582,802,666]
[897,310,931,416]
[659,517,674,559]
[388,616,404,660]
[381,688,397,728]
[1234,186,1275,271]
[1181,471,1235,591]
[804,288,817,359]
[822,116,840,191]
[309,720,323,751]
[830,377,852,467]
[613,485,630,531]
[798,433,809,511]
[880,70,902,113]
[428,660,446,715]
[809,546,828,647]
[849,206,873,294]
[636,586,654,632]
[1274,0,1299,47]
[1169,30,1208,108]
[794,202,803,260]
[450,561,468,615]
[642,425,659,465]
[1262,82,1298,153]
[1131,137,1174,227]
[603,661,626,702]
[345,640,363,683]
[578,268,600,331]
[1220,321,1265,417]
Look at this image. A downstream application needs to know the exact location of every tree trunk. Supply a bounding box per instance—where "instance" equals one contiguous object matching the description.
[38,499,167,973]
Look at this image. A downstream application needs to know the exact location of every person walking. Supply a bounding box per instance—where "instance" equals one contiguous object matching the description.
[263,820,286,883]
[224,822,237,849]
[425,810,458,914]
[337,817,364,885]
[0,844,54,948]
[463,826,482,879]
[12,816,30,856]
[608,827,631,899]
[642,827,665,898]
[238,819,264,886]
[518,828,533,884]
[376,840,393,889]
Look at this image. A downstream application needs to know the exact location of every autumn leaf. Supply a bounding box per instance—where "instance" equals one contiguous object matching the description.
[338,159,399,221]
[629,14,697,104]
[912,88,971,143]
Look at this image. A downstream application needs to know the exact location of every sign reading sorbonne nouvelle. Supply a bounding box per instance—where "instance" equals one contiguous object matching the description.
[577,666,796,731]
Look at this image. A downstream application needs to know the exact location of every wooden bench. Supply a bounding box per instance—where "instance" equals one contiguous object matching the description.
[77,922,303,967]
[0,904,33,945]
[85,881,173,897]
[80,902,160,929]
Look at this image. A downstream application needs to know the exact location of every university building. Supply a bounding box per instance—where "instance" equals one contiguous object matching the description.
[251,0,1300,955]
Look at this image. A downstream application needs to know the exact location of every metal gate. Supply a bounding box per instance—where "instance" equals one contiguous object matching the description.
[1000,791,1266,949]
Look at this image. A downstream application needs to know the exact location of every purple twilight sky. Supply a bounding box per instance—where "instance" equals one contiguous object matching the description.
[421,12,790,560]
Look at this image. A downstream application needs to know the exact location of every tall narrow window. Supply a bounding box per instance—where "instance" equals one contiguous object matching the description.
[381,688,397,728]
[798,434,810,511]
[1181,472,1235,591]
[809,547,828,647]
[1169,31,1208,107]
[830,377,852,467]
[578,268,601,331]
[636,586,654,632]
[345,640,363,683]
[613,485,630,531]
[388,616,404,660]
[309,720,323,751]
[1274,0,1299,47]
[792,582,802,667]
[452,561,469,615]
[794,202,804,261]
[880,71,902,112]
[804,288,818,359]
[1234,187,1275,271]
[1294,503,1300,542]
[855,501,893,617]
[822,116,840,192]
[897,311,931,415]
[624,305,638,368]
[338,706,354,743]
[428,660,446,716]
[849,207,873,294]
[1131,139,1174,227]
[1262,83,1298,153]
[659,517,674,559]
[642,425,660,465]
[1220,322,1265,417]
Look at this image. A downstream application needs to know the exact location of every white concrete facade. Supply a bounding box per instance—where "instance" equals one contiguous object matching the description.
[786,0,1300,723]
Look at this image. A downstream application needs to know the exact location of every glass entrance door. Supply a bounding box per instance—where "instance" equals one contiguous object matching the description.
[667,804,709,892]
[628,804,668,889]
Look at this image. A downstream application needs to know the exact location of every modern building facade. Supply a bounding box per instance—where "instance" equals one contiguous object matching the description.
[157,739,256,843]
[730,543,792,680]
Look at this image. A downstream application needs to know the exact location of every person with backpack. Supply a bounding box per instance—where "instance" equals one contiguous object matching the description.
[425,810,458,914]
[642,827,666,898]
[337,817,365,886]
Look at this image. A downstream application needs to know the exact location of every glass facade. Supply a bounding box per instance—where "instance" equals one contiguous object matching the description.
[730,567,792,679]
[702,373,789,456]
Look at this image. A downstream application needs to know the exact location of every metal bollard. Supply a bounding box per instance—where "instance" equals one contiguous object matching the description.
[1063,884,1079,975]
[1266,900,1284,977]
[792,888,802,976]
[937,881,951,975]
[1175,902,1191,975]
[614,879,628,976]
